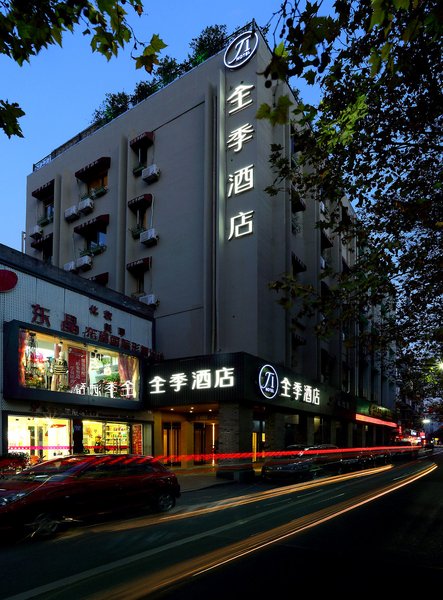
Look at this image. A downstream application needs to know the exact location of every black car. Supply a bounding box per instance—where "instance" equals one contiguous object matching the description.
[0,454,181,539]
[261,444,344,482]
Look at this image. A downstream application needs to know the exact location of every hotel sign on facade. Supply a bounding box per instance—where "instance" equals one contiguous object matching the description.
[147,352,327,414]
[224,32,258,243]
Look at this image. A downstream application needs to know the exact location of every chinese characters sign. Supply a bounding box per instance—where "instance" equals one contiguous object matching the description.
[146,354,323,411]
[258,364,321,405]
[149,367,235,394]
[226,83,256,241]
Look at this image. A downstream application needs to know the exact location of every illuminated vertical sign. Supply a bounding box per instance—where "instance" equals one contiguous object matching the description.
[225,83,256,241]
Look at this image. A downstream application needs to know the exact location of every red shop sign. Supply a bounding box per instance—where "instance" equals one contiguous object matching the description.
[0,269,18,292]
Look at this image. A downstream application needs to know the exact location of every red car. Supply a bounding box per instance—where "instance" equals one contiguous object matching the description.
[0,454,180,540]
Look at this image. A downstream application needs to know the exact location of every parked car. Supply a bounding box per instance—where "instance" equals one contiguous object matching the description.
[261,444,344,482]
[388,441,420,461]
[0,454,181,540]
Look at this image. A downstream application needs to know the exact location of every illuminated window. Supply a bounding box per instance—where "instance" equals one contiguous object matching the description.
[18,328,139,400]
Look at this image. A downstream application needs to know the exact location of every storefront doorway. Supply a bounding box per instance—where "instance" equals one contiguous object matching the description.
[162,422,181,466]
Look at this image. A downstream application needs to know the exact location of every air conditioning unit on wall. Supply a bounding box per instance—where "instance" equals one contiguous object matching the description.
[75,255,93,271]
[64,205,80,222]
[140,228,159,247]
[78,197,94,214]
[140,294,158,308]
[142,164,160,184]
[30,225,43,239]
[63,261,77,272]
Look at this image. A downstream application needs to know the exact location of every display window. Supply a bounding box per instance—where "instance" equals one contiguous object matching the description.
[8,415,70,462]
[18,328,140,401]
[83,420,130,454]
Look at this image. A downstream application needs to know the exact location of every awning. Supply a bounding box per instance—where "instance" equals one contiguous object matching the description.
[75,157,111,182]
[32,180,54,200]
[89,272,109,285]
[30,232,53,250]
[128,193,153,212]
[74,214,109,236]
[129,131,154,152]
[126,257,151,273]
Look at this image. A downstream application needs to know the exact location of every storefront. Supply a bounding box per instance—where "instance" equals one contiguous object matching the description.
[145,352,399,464]
[0,246,157,462]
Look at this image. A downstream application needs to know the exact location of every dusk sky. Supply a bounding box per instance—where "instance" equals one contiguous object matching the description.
[0,1,289,251]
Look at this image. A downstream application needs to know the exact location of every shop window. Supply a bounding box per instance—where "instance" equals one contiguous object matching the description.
[8,415,70,462]
[18,329,140,401]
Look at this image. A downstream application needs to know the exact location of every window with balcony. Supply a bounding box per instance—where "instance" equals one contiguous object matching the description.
[85,231,107,256]
[32,180,55,228]
[75,157,110,200]
[130,132,154,176]
[74,214,109,256]
[128,194,153,239]
[126,257,151,297]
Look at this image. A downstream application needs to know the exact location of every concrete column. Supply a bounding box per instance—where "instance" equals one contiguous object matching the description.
[306,415,315,445]
[216,403,254,480]
[181,421,194,467]
[265,412,286,451]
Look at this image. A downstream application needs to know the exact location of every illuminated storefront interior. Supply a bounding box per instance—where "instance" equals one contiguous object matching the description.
[7,417,146,461]
[19,328,139,401]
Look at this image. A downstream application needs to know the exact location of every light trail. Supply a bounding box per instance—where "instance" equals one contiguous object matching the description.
[8,462,432,600]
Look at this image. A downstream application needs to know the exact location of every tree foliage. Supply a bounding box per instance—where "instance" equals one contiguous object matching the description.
[0,0,166,137]
[91,24,228,124]
[260,0,442,402]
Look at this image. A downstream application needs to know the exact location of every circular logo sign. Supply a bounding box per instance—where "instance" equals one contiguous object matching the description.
[0,269,18,292]
[258,364,279,399]
[224,31,259,70]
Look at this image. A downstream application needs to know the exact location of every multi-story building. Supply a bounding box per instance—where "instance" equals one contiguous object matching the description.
[24,24,397,464]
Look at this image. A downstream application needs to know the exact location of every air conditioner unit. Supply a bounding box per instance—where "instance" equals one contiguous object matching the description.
[64,205,80,222]
[140,228,159,247]
[140,294,158,307]
[142,164,160,184]
[78,197,94,214]
[63,261,77,272]
[30,225,43,239]
[75,255,93,271]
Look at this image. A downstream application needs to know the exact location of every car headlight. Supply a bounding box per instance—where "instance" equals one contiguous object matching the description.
[0,491,28,506]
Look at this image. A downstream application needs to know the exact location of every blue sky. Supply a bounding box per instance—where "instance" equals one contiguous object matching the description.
[0,1,286,251]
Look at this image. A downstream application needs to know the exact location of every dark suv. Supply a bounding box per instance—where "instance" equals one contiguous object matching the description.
[261,444,344,482]
[0,454,180,539]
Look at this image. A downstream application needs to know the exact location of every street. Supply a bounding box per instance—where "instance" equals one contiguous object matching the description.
[1,451,442,599]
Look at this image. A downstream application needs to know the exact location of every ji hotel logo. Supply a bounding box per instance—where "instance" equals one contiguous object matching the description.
[224,30,259,70]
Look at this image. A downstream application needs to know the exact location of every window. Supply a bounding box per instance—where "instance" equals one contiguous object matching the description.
[18,328,139,400]
[86,230,107,254]
[75,157,110,198]
[134,273,145,295]
[130,131,154,176]
[87,173,108,197]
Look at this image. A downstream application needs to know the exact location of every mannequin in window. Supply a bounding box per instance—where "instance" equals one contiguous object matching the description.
[44,357,53,389]
[51,351,68,391]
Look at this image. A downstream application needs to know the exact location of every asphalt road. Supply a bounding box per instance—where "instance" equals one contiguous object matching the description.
[1,451,441,599]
